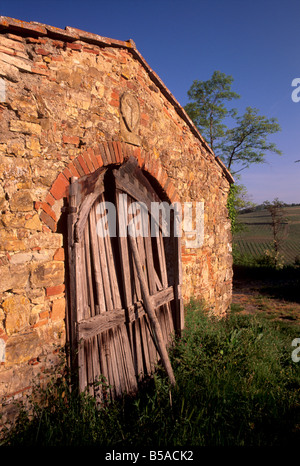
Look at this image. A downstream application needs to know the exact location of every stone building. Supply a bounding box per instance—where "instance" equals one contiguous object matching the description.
[0,17,233,422]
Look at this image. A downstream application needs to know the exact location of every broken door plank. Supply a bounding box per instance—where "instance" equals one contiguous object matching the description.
[128,231,176,386]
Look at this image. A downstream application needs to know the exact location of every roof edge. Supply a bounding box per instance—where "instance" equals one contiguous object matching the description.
[0,16,234,184]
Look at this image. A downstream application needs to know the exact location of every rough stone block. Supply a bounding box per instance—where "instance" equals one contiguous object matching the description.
[9,191,33,212]
[25,232,62,250]
[31,261,64,288]
[2,295,31,336]
[10,119,41,136]
[0,264,29,293]
[5,331,40,365]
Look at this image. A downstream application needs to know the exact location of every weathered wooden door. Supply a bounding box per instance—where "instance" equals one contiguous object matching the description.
[68,157,183,401]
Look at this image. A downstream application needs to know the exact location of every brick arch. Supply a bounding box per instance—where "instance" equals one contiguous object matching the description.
[38,141,180,232]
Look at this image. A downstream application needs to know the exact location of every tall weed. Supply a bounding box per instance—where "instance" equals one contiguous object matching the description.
[1,300,299,446]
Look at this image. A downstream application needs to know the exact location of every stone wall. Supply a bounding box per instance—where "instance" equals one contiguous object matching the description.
[0,17,233,424]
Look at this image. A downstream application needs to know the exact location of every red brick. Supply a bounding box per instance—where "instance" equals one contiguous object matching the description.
[112,141,120,163]
[53,247,65,261]
[35,47,51,56]
[166,182,176,201]
[52,55,64,62]
[7,33,24,42]
[73,157,85,177]
[77,154,90,175]
[157,168,168,189]
[150,159,159,179]
[182,255,192,262]
[83,47,99,55]
[121,142,129,160]
[66,42,82,51]
[102,51,116,59]
[63,134,80,146]
[94,145,104,167]
[163,177,171,194]
[39,311,49,319]
[82,150,94,173]
[41,202,57,221]
[42,224,51,233]
[116,141,124,163]
[45,192,55,207]
[40,211,57,232]
[52,40,64,48]
[163,107,172,119]
[172,192,181,203]
[31,65,50,76]
[27,37,47,44]
[108,141,117,163]
[51,298,66,321]
[137,148,146,167]
[46,284,65,297]
[110,99,119,107]
[32,318,48,328]
[111,91,119,101]
[103,142,112,164]
[143,151,152,171]
[63,166,73,182]
[50,173,69,200]
[148,158,156,178]
[96,155,104,168]
[87,148,100,169]
[67,161,80,178]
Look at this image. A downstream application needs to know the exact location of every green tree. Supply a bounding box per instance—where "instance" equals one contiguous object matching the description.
[184,71,240,153]
[184,71,282,174]
[227,183,255,234]
[263,198,288,268]
[185,71,282,233]
[222,107,281,173]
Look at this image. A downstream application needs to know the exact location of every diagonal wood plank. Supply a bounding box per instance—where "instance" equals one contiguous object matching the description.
[128,230,176,386]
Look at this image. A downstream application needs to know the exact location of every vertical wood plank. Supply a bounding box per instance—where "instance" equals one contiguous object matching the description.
[174,234,184,334]
[116,192,141,385]
[102,330,115,399]
[88,201,106,314]
[67,177,79,370]
[113,326,128,393]
[84,224,95,318]
[95,194,114,311]
[128,232,176,386]
[116,190,133,306]
[143,227,156,295]
[109,327,121,397]
[75,241,87,393]
[139,314,151,375]
[103,219,122,310]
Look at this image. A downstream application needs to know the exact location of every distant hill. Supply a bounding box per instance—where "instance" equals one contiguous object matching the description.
[234,205,300,265]
[239,203,300,214]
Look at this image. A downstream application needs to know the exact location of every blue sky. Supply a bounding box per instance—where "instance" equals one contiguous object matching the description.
[1,0,299,204]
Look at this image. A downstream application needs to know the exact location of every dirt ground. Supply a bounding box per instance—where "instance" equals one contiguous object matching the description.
[231,267,300,325]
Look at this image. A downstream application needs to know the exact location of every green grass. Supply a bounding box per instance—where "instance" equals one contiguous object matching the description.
[1,300,300,447]
[234,206,300,265]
